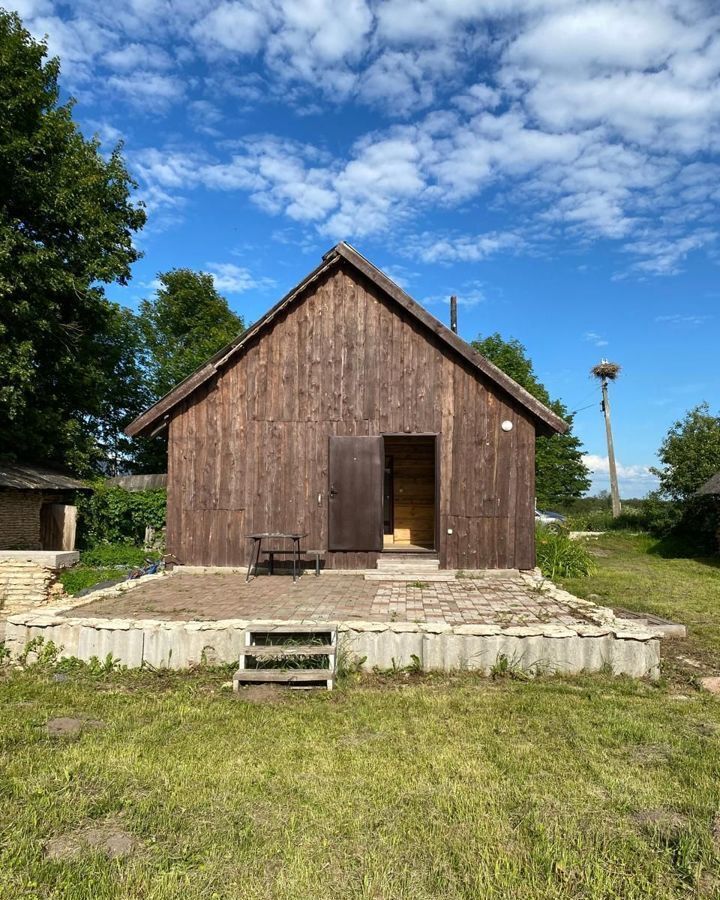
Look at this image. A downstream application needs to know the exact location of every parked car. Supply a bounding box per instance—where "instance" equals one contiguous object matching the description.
[535,509,566,529]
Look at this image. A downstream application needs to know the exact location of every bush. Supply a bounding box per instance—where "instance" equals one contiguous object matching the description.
[564,508,616,532]
[77,481,166,547]
[564,496,688,539]
[535,527,595,579]
[59,567,124,597]
[80,544,159,567]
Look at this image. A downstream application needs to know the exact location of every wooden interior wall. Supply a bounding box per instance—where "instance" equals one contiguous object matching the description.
[384,436,434,548]
[166,260,537,570]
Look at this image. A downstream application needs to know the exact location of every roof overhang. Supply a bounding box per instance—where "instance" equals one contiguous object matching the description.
[126,242,568,439]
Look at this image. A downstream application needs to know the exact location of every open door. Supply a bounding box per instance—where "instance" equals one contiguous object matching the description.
[328,436,384,551]
[40,503,78,550]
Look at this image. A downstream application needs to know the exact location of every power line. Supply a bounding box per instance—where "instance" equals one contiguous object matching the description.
[569,402,598,415]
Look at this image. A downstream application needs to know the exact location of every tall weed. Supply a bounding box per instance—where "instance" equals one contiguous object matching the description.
[536,527,595,579]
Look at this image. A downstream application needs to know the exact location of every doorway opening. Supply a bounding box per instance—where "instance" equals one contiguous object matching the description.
[382,435,436,551]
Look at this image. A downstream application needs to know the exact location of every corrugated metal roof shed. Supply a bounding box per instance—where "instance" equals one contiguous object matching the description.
[0,462,90,491]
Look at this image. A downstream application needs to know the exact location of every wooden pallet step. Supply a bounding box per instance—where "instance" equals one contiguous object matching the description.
[246,625,337,635]
[233,669,333,683]
[241,643,336,657]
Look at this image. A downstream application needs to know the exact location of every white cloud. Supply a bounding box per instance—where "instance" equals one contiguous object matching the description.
[106,71,185,108]
[626,230,717,275]
[191,1,273,54]
[506,2,696,72]
[406,230,524,263]
[655,313,712,326]
[104,42,173,71]
[206,262,275,294]
[23,0,713,274]
[582,453,659,496]
[583,331,608,347]
[583,454,655,480]
[10,0,53,16]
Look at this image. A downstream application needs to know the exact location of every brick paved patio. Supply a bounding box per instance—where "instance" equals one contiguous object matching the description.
[66,571,600,627]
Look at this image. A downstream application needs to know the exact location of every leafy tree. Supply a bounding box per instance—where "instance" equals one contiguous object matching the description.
[0,11,146,473]
[139,269,244,399]
[133,270,244,471]
[472,333,590,506]
[651,404,720,501]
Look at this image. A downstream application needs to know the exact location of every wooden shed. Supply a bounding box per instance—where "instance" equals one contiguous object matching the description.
[126,243,566,570]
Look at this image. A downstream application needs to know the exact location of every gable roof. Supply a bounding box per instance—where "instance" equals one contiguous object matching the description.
[0,462,90,491]
[697,472,720,495]
[126,242,567,438]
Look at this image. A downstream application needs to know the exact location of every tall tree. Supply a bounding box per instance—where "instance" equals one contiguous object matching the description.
[0,11,146,474]
[472,333,590,506]
[139,270,244,399]
[133,270,244,472]
[651,403,720,501]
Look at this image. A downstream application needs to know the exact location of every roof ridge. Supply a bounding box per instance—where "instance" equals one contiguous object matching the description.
[126,244,566,438]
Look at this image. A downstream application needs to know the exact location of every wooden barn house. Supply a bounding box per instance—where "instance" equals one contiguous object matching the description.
[126,243,566,571]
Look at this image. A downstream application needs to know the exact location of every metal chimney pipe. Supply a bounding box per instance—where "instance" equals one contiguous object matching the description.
[450,295,458,334]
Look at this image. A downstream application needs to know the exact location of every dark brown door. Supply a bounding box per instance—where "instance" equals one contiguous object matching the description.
[328,436,384,551]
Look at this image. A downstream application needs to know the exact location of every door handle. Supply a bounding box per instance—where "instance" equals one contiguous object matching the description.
[329,485,338,498]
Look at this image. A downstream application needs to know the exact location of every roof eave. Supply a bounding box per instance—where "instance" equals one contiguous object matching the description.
[125,250,342,437]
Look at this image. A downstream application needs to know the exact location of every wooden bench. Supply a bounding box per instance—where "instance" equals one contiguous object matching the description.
[263,549,324,576]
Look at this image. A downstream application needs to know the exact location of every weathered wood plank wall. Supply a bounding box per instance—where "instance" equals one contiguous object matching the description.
[166,261,536,570]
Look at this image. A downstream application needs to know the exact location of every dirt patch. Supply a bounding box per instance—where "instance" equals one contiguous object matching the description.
[233,684,291,704]
[45,717,103,737]
[628,743,674,765]
[45,817,139,861]
[634,808,690,846]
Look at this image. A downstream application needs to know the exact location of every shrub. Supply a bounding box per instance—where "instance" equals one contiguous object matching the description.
[564,508,615,532]
[77,481,166,547]
[535,527,595,579]
[58,567,123,597]
[635,492,684,537]
[80,544,159,568]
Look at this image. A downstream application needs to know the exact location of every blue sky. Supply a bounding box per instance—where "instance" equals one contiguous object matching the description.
[11,0,720,496]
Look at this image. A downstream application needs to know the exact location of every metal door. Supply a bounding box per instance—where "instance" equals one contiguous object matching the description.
[328,436,384,551]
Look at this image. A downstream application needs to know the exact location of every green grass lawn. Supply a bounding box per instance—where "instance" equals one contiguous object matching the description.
[562,533,720,675]
[1,534,719,899]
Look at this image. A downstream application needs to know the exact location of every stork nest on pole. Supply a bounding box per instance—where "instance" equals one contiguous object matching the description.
[591,361,621,380]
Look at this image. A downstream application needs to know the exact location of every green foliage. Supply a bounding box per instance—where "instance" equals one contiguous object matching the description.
[649,404,720,550]
[651,403,720,502]
[58,567,125,597]
[17,636,61,669]
[76,482,166,547]
[17,636,122,674]
[80,543,159,567]
[139,269,244,399]
[131,268,245,471]
[472,333,591,505]
[535,527,595,579]
[0,11,146,474]
[490,653,530,680]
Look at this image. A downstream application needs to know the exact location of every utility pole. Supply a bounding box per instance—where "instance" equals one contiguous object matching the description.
[591,360,622,518]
